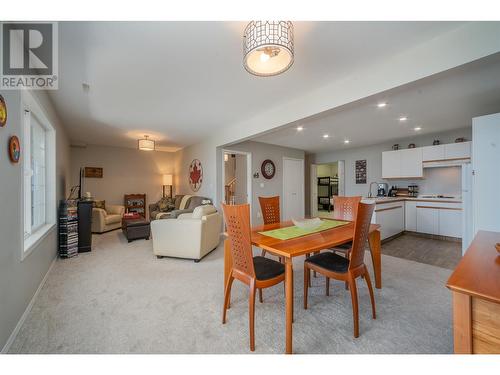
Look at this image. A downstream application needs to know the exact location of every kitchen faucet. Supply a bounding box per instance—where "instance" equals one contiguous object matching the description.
[367,182,378,198]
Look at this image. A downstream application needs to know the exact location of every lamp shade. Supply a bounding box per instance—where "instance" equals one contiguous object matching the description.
[162,174,173,186]
[138,135,155,151]
[243,21,294,77]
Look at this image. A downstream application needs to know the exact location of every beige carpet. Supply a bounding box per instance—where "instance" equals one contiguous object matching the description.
[9,230,453,354]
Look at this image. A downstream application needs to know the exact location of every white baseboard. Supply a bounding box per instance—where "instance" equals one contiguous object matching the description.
[1,256,56,354]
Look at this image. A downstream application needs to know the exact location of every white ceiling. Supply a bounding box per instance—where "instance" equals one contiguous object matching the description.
[49,21,464,151]
[253,53,500,153]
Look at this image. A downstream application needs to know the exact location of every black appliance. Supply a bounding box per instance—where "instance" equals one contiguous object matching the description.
[377,183,388,197]
[77,200,93,253]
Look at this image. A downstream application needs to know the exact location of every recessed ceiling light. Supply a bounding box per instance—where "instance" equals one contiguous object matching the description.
[399,116,408,122]
[414,126,422,131]
[377,102,387,108]
[344,139,350,144]
[323,134,329,139]
[296,126,303,131]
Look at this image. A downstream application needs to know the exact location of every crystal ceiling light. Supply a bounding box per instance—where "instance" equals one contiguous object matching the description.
[243,21,294,77]
[138,135,155,151]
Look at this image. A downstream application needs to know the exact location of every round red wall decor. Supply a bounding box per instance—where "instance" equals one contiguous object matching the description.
[0,95,7,127]
[9,135,21,163]
[189,159,203,192]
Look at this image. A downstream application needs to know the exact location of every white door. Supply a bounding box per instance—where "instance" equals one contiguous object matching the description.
[283,158,305,221]
[310,164,318,218]
[382,151,399,178]
[472,113,500,234]
[399,148,423,178]
[445,142,471,159]
[422,145,445,161]
[405,201,417,231]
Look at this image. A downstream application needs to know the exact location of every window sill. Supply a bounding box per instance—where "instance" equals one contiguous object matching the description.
[22,222,56,261]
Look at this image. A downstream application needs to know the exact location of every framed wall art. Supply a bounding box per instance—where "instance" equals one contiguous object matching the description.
[355,159,367,184]
[189,159,203,192]
[84,167,103,178]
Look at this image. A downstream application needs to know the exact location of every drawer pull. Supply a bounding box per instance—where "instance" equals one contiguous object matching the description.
[375,206,403,212]
[416,205,462,211]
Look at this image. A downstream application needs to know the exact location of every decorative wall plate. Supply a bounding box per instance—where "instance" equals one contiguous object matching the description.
[0,95,7,127]
[189,159,203,192]
[9,135,21,163]
[261,159,276,179]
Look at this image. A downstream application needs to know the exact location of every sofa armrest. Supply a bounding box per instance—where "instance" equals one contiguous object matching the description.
[168,209,194,219]
[107,205,125,216]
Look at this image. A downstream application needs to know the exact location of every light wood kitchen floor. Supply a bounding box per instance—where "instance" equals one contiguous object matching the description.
[382,233,462,270]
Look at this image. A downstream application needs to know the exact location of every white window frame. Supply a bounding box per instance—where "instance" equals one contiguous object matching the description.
[21,91,56,260]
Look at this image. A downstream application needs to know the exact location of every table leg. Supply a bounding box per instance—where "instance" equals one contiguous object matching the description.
[368,230,382,289]
[224,238,232,307]
[285,258,293,354]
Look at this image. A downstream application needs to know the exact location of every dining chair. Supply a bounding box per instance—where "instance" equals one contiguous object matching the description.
[258,196,281,259]
[221,203,286,351]
[303,202,376,338]
[330,195,362,259]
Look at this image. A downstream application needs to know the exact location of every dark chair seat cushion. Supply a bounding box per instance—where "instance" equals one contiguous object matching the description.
[253,256,285,281]
[305,251,349,273]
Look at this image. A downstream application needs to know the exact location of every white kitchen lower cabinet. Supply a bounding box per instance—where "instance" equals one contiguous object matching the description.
[438,209,462,238]
[373,202,405,240]
[415,203,462,238]
[416,206,439,235]
[405,201,417,231]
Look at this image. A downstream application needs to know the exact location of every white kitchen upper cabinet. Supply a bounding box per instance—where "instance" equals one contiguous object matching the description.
[439,209,462,238]
[382,148,422,179]
[399,148,423,178]
[422,145,445,161]
[416,206,439,235]
[444,141,471,160]
[382,151,400,179]
[405,201,417,231]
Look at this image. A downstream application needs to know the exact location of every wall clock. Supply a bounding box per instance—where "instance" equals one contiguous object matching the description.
[261,159,276,179]
[189,159,203,192]
[9,135,21,163]
[0,95,7,127]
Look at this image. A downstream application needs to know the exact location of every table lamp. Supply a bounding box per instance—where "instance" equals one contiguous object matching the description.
[162,174,173,198]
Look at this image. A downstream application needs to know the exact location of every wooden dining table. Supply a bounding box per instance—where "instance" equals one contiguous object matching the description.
[223,219,382,354]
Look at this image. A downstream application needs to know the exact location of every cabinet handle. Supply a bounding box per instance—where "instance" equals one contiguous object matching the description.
[375,206,403,212]
[416,205,462,211]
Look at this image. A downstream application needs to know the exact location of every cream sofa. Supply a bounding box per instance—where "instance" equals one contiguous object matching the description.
[92,205,125,233]
[151,205,222,262]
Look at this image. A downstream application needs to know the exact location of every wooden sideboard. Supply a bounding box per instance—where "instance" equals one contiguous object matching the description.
[446,231,500,354]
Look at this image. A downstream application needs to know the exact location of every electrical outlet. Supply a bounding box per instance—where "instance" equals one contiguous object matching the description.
[260,182,264,188]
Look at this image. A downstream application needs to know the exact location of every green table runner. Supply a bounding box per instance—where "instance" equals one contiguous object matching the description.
[259,219,348,240]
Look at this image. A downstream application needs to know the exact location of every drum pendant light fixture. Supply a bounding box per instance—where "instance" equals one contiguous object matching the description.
[138,135,155,151]
[243,21,294,77]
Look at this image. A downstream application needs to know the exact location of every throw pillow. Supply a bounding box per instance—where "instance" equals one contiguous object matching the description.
[93,200,106,210]
[158,197,174,212]
[192,205,217,219]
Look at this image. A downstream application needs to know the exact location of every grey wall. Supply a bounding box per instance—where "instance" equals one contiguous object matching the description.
[312,128,472,197]
[70,144,175,214]
[225,141,305,225]
[0,89,71,351]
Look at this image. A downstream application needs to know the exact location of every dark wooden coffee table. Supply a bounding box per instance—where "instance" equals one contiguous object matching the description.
[122,216,150,243]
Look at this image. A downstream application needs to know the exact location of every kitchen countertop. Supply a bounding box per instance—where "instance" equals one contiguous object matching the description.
[362,195,462,204]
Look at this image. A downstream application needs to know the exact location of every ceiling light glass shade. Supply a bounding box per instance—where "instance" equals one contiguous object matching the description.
[138,135,155,151]
[243,21,294,77]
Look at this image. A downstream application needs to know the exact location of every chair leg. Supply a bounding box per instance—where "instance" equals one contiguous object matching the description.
[313,251,320,278]
[345,281,349,290]
[348,275,359,338]
[261,249,266,257]
[304,264,309,310]
[326,277,330,296]
[249,281,256,351]
[305,254,312,287]
[364,267,376,319]
[222,275,234,324]
[259,288,263,303]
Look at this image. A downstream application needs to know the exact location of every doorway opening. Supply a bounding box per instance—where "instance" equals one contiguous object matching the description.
[222,150,252,209]
[310,161,345,218]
